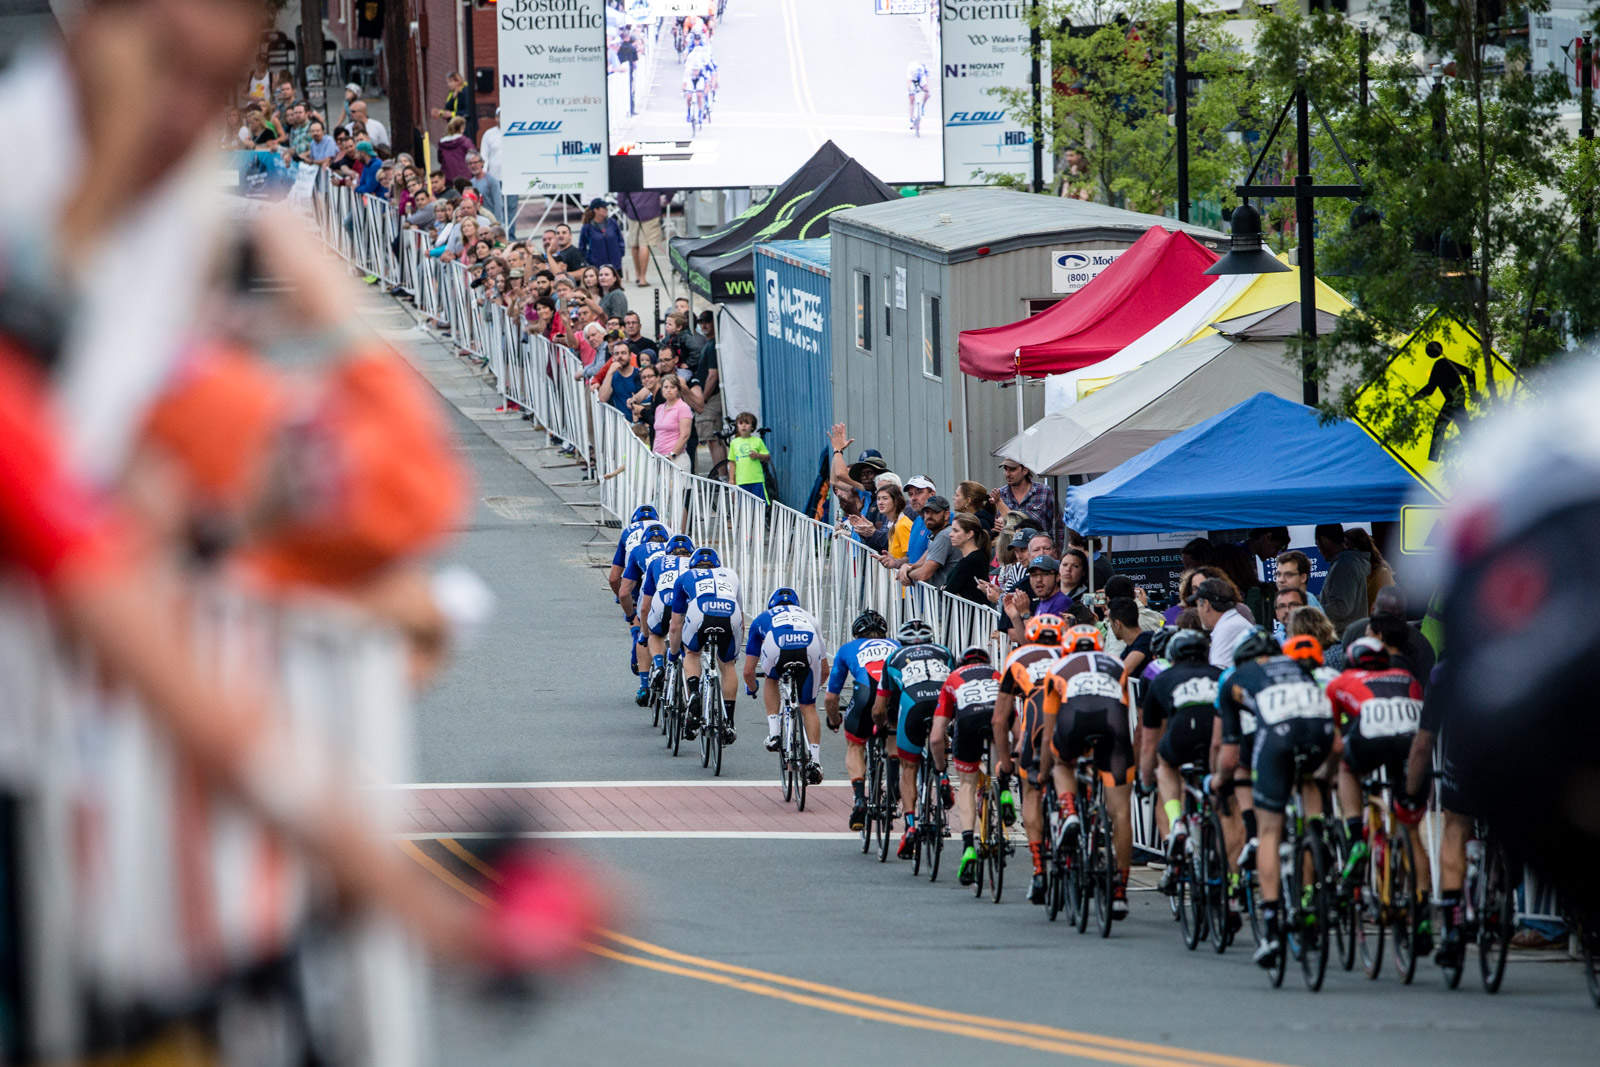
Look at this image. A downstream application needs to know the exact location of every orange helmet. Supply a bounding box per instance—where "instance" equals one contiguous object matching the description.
[1282,634,1324,666]
[1065,624,1102,653]
[1023,613,1065,647]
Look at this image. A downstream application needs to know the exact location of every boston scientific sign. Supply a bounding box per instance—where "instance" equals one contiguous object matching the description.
[498,0,603,31]
[940,0,1026,18]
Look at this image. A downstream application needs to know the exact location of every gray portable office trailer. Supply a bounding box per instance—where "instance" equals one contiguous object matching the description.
[827,188,1225,495]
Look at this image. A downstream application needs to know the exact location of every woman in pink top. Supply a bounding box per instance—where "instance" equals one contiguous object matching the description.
[653,374,694,470]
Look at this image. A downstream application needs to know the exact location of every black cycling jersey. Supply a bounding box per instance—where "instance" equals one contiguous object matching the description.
[1218,655,1332,745]
[1140,660,1222,730]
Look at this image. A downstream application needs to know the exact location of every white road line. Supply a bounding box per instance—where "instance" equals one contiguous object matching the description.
[398,830,858,840]
[385,780,851,790]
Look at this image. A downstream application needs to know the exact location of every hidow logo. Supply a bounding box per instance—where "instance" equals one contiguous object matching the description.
[947,111,1005,127]
[506,120,563,136]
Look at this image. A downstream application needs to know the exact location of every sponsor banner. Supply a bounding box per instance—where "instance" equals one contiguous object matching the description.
[497,0,609,198]
[1050,248,1125,294]
[762,268,826,356]
[939,0,1047,186]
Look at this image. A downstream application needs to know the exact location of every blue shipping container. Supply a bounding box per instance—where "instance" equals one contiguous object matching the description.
[755,239,831,512]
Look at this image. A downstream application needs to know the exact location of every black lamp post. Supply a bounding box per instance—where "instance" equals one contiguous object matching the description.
[1205,59,1363,406]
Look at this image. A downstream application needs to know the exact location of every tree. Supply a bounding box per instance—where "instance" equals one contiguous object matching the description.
[989,0,1251,216]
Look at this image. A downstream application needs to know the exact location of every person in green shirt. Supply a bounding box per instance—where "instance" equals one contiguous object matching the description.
[728,411,771,500]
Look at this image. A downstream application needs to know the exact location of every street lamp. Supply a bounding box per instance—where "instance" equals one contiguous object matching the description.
[1206,59,1363,406]
[1204,204,1289,275]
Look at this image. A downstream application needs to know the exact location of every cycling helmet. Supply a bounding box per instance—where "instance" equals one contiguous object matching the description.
[1065,624,1102,653]
[851,608,888,639]
[1167,628,1211,663]
[1282,634,1324,666]
[896,619,935,646]
[688,547,720,569]
[1148,626,1176,659]
[768,587,799,610]
[1231,626,1279,663]
[960,645,992,666]
[643,523,669,544]
[631,505,659,523]
[1023,613,1065,647]
[1346,636,1391,670]
[666,534,695,555]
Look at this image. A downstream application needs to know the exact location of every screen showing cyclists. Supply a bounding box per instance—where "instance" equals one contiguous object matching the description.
[610,0,943,186]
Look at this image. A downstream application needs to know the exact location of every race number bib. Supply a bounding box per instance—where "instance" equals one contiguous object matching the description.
[1254,682,1330,726]
[1170,677,1219,709]
[955,678,1000,710]
[1064,671,1123,701]
[900,658,949,688]
[1358,697,1422,739]
[1025,659,1053,684]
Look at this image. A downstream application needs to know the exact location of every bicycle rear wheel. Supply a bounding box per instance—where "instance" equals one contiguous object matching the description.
[1391,827,1419,985]
[911,765,927,876]
[1093,796,1114,939]
[1479,842,1514,994]
[780,711,794,803]
[793,729,807,811]
[1181,840,1205,951]
[927,784,944,882]
[1358,825,1386,979]
[877,765,893,863]
[1203,815,1231,953]
[710,692,725,777]
[1298,834,1330,992]
[1328,825,1357,973]
[987,781,1005,903]
[861,749,881,854]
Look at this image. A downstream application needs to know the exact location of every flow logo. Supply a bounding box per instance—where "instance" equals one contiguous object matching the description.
[505,120,563,136]
[947,111,1005,126]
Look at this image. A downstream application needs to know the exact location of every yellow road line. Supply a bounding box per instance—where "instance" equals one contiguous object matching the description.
[409,839,1302,1067]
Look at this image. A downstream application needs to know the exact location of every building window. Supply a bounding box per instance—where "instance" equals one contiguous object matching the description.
[922,294,942,381]
[854,271,872,353]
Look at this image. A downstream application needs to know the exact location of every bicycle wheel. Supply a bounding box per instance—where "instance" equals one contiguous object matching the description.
[861,749,880,855]
[709,691,724,777]
[793,725,807,812]
[987,781,1005,904]
[650,669,662,728]
[1203,815,1231,953]
[1297,834,1330,992]
[669,684,684,757]
[927,781,944,882]
[1328,825,1357,973]
[1391,827,1419,985]
[780,712,794,803]
[1479,842,1514,994]
[1178,832,1202,951]
[911,765,927,876]
[1073,792,1092,934]
[877,765,893,864]
[1093,796,1115,939]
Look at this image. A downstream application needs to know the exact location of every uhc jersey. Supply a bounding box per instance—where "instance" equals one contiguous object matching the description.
[642,552,691,601]
[1218,655,1333,744]
[745,605,823,657]
[667,565,743,619]
[1326,667,1424,740]
[622,536,669,584]
[612,517,672,568]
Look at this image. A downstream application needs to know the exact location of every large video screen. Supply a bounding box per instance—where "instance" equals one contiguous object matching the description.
[607,0,943,187]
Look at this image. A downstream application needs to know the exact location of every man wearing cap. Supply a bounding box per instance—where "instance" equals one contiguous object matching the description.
[992,459,1063,547]
[579,198,625,273]
[1194,578,1251,669]
[352,141,384,195]
[898,496,959,586]
[1001,556,1072,637]
[903,477,936,562]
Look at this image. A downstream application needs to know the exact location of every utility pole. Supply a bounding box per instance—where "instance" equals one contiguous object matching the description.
[299,0,326,112]
[1582,31,1594,262]
[1175,0,1189,222]
[1030,0,1044,193]
[1294,64,1317,405]
[385,0,417,157]
[1358,19,1369,117]
[461,0,480,143]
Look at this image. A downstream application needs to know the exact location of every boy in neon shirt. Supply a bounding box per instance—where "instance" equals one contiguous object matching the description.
[728,411,771,500]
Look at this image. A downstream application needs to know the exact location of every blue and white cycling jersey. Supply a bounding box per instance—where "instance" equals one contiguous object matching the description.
[612,518,672,568]
[746,605,826,704]
[642,553,693,635]
[622,538,668,586]
[668,566,745,660]
[907,61,929,88]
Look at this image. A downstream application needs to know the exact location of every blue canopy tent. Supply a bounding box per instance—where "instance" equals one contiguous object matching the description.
[1063,392,1416,535]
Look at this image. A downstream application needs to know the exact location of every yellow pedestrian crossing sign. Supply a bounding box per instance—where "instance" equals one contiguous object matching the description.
[1351,311,1525,500]
[1399,505,1449,554]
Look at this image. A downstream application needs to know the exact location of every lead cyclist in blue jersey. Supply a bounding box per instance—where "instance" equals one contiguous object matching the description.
[743,588,828,784]
[620,523,670,703]
[826,609,898,831]
[906,61,930,133]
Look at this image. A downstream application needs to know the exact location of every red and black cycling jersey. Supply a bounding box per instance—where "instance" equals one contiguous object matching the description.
[935,663,1001,720]
[1326,667,1424,740]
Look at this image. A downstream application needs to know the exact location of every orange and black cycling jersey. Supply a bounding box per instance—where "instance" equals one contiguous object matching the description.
[1041,650,1127,720]
[998,645,1057,707]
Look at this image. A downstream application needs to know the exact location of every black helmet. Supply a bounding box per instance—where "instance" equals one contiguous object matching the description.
[1346,636,1390,670]
[1167,629,1211,663]
[1231,626,1279,663]
[960,645,991,666]
[1148,626,1176,659]
[852,608,888,639]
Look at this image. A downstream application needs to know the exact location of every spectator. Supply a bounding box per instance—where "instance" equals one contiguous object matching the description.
[554,223,587,271]
[622,311,657,356]
[1273,586,1307,643]
[993,525,1038,594]
[1273,550,1323,609]
[301,119,339,165]
[1211,542,1266,626]
[620,189,669,285]
[874,483,913,560]
[944,514,994,605]
[1107,597,1151,676]
[466,152,504,223]
[727,411,771,500]
[1099,574,1164,656]
[659,309,706,369]
[990,460,1062,546]
[270,78,295,135]
[1180,537,1213,570]
[1000,555,1072,638]
[579,199,625,273]
[1343,527,1396,610]
[352,142,383,194]
[625,365,661,434]
[653,374,694,470]
[243,103,279,147]
[953,479,995,531]
[597,265,629,321]
[686,311,722,463]
[1315,524,1371,633]
[902,476,936,561]
[1287,606,1344,671]
[1060,547,1089,602]
[1241,527,1291,563]
[246,56,271,102]
[480,110,510,233]
[1194,578,1251,669]
[344,99,389,147]
[597,345,642,414]
[898,495,956,586]
[438,116,475,183]
[433,71,467,122]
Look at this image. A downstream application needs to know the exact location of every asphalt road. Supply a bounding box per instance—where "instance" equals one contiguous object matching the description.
[612,0,942,187]
[378,297,1600,1066]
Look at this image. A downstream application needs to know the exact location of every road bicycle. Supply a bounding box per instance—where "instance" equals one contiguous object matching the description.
[1043,781,1075,923]
[776,664,809,811]
[1174,763,1234,953]
[686,86,709,135]
[1071,752,1117,939]
[1348,770,1424,984]
[911,754,949,881]
[1440,819,1517,992]
[660,655,685,756]
[1264,750,1333,991]
[693,621,733,777]
[862,732,893,862]
[971,743,1009,903]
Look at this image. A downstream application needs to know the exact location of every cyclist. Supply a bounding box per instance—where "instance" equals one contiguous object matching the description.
[1040,624,1137,919]
[931,646,1002,886]
[992,614,1064,904]
[906,60,931,131]
[825,609,898,830]
[609,504,664,602]
[743,587,828,784]
[1211,626,1274,880]
[873,619,954,860]
[683,43,711,126]
[1214,626,1335,967]
[1327,631,1433,951]
[620,522,670,703]
[1137,627,1220,895]
[639,533,696,698]
[667,546,744,745]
